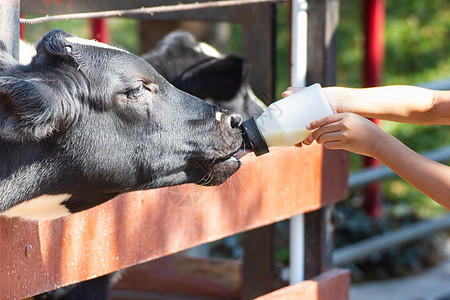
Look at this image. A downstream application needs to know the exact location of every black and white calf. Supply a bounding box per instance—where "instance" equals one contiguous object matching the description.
[141,31,266,120]
[0,29,244,221]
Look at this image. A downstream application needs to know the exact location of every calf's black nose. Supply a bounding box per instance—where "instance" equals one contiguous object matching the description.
[228,113,243,129]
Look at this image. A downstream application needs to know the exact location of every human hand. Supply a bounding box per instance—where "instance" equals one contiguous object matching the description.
[304,113,386,157]
[281,86,304,98]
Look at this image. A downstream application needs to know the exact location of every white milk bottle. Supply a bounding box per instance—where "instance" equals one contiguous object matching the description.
[241,83,333,156]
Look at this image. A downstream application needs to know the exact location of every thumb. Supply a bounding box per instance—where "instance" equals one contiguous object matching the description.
[282,87,304,98]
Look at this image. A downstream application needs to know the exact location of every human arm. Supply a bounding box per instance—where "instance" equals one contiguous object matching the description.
[307,113,450,209]
[283,85,450,125]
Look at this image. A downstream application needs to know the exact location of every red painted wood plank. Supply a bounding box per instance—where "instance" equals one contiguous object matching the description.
[255,268,350,300]
[0,146,348,299]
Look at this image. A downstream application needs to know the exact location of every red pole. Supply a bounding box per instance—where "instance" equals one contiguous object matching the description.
[363,0,385,87]
[362,0,385,218]
[90,18,110,43]
[20,15,26,40]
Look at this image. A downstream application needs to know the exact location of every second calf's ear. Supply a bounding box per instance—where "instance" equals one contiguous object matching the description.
[173,55,245,101]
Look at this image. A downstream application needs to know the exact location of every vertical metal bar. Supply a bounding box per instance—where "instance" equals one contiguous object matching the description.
[20,15,26,40]
[362,0,385,218]
[90,18,110,43]
[0,0,20,60]
[363,0,385,88]
[290,0,308,87]
[289,213,305,283]
[289,0,308,285]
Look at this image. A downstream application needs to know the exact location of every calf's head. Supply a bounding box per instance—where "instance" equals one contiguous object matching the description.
[141,31,266,120]
[0,29,243,219]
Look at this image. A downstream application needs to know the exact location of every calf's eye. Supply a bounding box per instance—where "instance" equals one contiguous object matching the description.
[124,84,146,100]
[63,45,72,54]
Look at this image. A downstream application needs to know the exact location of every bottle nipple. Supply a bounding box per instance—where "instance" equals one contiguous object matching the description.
[241,117,269,156]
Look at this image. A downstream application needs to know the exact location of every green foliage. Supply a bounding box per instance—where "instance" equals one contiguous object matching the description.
[338,0,450,87]
[384,0,450,84]
[108,19,139,54]
[23,17,139,54]
[275,4,291,99]
[24,18,90,42]
[337,0,364,87]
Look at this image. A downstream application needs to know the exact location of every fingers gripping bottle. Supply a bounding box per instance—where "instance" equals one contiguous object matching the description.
[241,83,333,156]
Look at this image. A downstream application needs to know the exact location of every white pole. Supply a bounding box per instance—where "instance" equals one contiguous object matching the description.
[289,0,308,285]
[290,213,305,283]
[291,0,308,87]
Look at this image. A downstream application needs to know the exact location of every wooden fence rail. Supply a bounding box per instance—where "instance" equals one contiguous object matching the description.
[1,147,347,298]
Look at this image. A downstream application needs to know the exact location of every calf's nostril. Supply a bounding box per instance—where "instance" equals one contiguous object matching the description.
[228,113,242,129]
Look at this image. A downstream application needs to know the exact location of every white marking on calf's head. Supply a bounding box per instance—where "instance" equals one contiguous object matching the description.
[197,42,223,58]
[1,194,72,221]
[215,111,223,121]
[19,40,37,65]
[66,36,128,53]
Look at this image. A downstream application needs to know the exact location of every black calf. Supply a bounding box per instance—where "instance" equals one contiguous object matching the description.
[0,29,243,221]
[141,31,266,120]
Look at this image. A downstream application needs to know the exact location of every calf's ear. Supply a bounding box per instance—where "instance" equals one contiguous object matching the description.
[0,76,70,142]
[173,55,246,101]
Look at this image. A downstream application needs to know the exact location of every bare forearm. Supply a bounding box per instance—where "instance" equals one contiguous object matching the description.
[372,131,450,209]
[325,86,450,125]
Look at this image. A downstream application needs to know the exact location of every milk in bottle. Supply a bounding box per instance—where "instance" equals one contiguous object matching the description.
[241,83,333,156]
